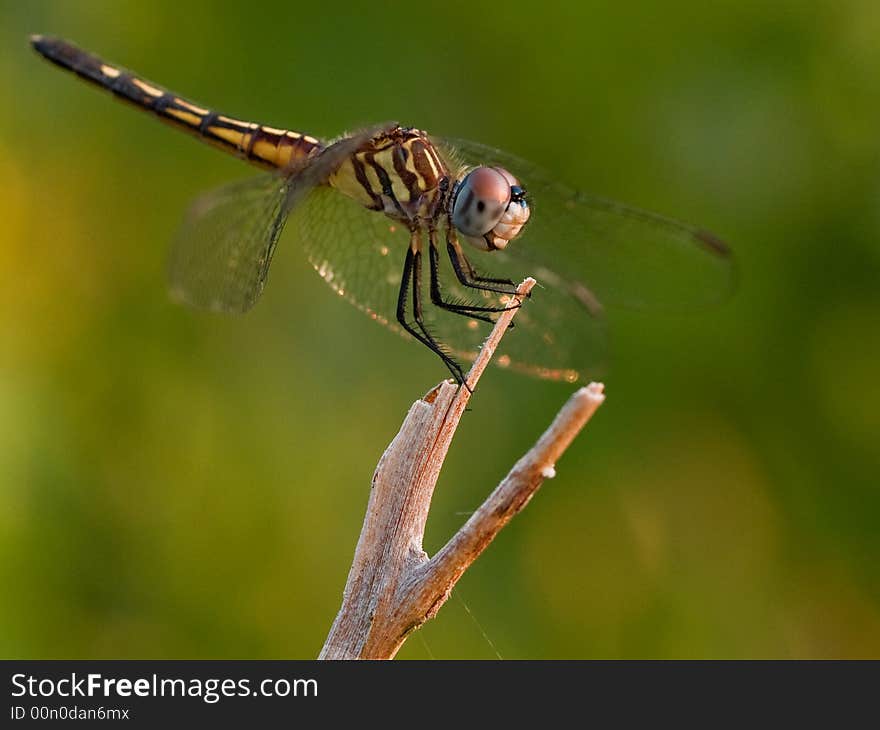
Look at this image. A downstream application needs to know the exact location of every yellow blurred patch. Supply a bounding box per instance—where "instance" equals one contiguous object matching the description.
[0,141,113,367]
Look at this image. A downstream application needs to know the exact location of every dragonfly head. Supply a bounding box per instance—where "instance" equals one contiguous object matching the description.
[451,166,530,251]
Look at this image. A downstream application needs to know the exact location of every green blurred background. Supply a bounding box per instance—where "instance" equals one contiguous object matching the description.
[1,0,878,659]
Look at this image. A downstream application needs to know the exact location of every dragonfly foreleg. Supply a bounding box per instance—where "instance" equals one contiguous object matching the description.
[445,232,519,296]
[396,240,466,385]
[428,231,517,322]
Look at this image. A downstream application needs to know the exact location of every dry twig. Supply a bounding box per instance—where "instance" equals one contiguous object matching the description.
[319,277,605,659]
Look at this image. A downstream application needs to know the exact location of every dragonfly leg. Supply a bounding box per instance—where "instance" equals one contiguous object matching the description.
[428,232,517,322]
[445,233,521,296]
[396,243,467,385]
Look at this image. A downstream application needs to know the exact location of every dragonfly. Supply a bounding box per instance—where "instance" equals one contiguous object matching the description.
[32,35,732,385]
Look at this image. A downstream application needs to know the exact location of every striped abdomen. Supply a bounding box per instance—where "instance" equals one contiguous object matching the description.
[30,35,323,171]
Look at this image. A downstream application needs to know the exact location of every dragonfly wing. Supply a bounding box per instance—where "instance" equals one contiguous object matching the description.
[286,183,415,341]
[434,136,734,311]
[167,123,394,314]
[287,182,606,383]
[286,184,503,372]
[423,222,608,383]
[168,173,292,313]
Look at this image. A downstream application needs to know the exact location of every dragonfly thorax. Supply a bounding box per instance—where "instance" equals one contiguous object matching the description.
[451,166,531,251]
[327,126,448,225]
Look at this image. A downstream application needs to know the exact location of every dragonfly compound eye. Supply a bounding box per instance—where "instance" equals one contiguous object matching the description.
[453,166,511,235]
[452,166,530,251]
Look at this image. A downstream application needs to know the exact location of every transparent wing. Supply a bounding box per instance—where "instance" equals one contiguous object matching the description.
[287,184,606,383]
[286,184,414,339]
[422,222,607,383]
[168,174,291,313]
[434,136,734,311]
[167,124,394,315]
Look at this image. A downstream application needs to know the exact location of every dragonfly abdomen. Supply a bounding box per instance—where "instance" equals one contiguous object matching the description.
[30,35,323,171]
